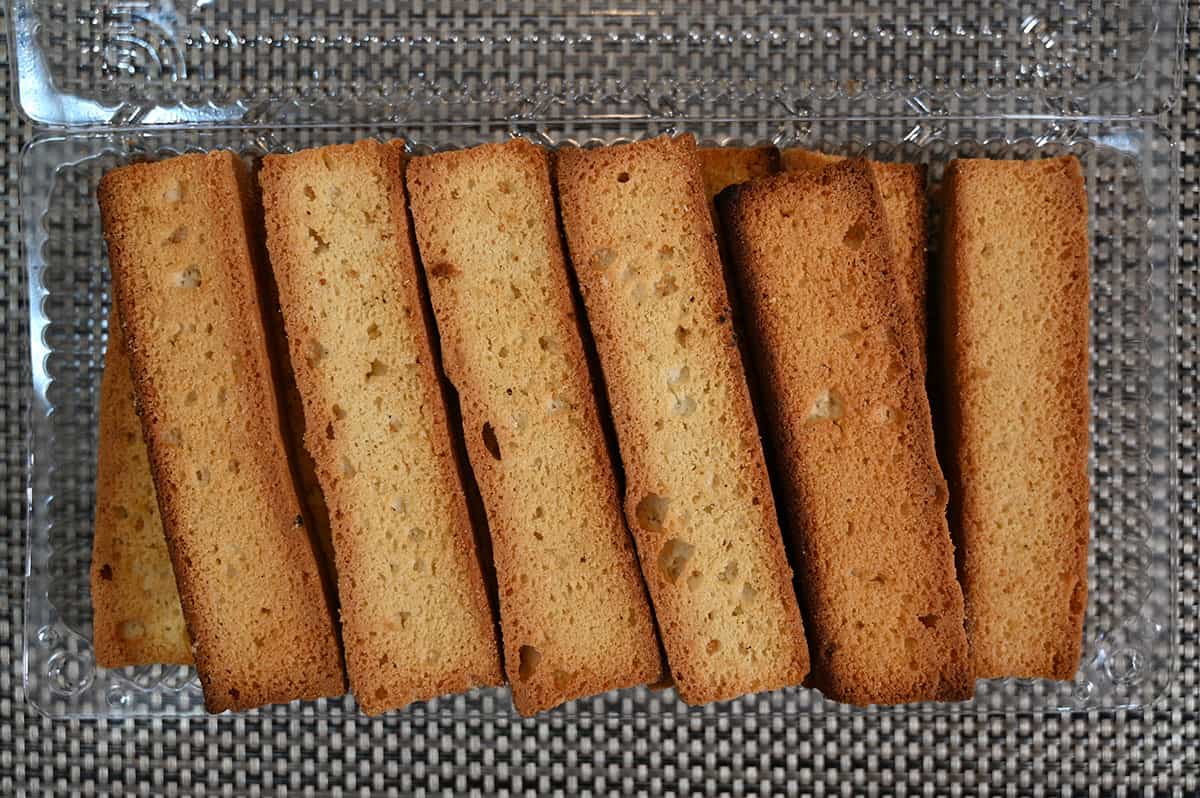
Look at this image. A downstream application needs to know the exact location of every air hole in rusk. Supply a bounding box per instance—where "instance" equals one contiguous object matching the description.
[482,422,501,460]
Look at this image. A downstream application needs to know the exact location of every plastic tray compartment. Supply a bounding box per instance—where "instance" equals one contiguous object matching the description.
[8,1,1184,127]
[21,114,1177,718]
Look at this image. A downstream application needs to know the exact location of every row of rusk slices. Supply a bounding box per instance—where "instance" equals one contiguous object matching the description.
[92,135,1090,715]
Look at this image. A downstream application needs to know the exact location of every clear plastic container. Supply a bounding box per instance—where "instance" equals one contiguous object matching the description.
[12,1,1182,719]
[8,0,1184,126]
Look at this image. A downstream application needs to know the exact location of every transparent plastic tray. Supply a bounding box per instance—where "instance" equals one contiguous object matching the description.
[8,0,1184,127]
[11,0,1182,720]
[20,115,1178,719]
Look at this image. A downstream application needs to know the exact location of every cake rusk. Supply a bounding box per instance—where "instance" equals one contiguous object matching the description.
[697,146,780,203]
[782,148,930,372]
[91,308,192,668]
[98,151,346,712]
[718,160,972,704]
[556,135,810,704]
[406,140,663,716]
[937,156,1090,680]
[259,140,503,714]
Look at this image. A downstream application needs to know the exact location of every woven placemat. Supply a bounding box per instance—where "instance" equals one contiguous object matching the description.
[0,13,1196,795]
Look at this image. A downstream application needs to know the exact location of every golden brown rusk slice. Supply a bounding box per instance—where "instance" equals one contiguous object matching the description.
[697,146,780,204]
[91,308,192,669]
[557,134,810,704]
[719,160,972,704]
[406,139,662,716]
[937,156,1090,680]
[260,140,504,715]
[782,148,930,373]
[98,152,346,712]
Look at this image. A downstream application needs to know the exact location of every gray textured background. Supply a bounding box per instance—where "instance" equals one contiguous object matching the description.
[1,8,1198,796]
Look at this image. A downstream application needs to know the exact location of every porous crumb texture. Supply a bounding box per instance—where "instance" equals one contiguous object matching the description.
[938,156,1090,680]
[556,135,810,705]
[406,140,663,716]
[782,148,929,372]
[260,140,503,715]
[90,309,192,668]
[97,151,346,712]
[719,161,971,705]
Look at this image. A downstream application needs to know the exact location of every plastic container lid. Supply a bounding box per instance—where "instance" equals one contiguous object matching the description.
[8,0,1184,128]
